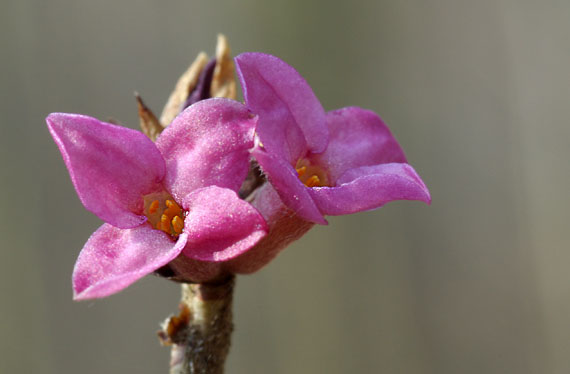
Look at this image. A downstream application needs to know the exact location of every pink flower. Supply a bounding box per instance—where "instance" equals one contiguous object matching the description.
[47,99,267,300]
[235,53,431,224]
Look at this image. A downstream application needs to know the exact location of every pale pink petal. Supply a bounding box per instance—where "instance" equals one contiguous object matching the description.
[235,52,328,162]
[72,223,187,300]
[312,107,407,183]
[46,113,165,228]
[155,99,257,202]
[309,163,431,216]
[252,149,327,225]
[180,186,268,261]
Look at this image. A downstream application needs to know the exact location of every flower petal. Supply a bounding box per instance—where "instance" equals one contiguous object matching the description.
[155,98,257,202]
[252,149,327,225]
[312,107,408,183]
[72,223,187,300]
[310,163,431,216]
[46,113,165,228]
[180,186,268,262]
[235,52,328,162]
[225,183,315,274]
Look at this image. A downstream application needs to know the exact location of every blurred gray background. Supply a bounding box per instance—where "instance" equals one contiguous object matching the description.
[1,0,569,373]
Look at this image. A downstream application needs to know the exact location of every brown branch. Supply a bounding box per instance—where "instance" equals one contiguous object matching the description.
[159,276,235,374]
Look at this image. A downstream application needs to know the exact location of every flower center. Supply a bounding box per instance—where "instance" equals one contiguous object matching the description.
[295,158,329,187]
[143,192,185,237]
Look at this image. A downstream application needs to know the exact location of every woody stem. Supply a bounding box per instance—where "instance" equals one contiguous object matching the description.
[160,276,235,374]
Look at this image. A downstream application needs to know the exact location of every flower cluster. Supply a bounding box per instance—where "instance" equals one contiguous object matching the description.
[47,51,430,300]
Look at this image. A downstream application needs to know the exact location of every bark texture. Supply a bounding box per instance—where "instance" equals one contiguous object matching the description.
[159,276,235,374]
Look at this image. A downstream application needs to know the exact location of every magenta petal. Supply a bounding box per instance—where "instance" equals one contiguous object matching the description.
[72,223,187,300]
[313,107,408,183]
[235,53,328,161]
[310,163,431,216]
[252,149,327,225]
[46,113,165,228]
[180,186,268,262]
[155,98,257,202]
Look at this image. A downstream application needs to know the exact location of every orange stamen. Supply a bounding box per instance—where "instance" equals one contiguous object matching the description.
[149,200,159,214]
[172,216,184,234]
[305,175,321,188]
[144,193,186,237]
[165,200,182,216]
[295,158,329,188]
[160,214,170,234]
